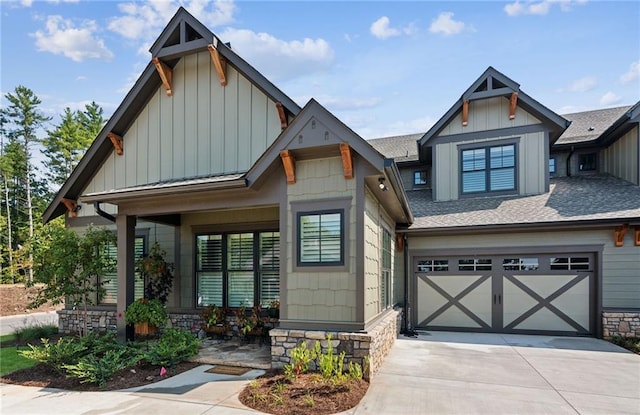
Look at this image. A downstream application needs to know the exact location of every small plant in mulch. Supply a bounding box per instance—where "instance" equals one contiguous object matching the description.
[608,335,640,354]
[239,334,370,415]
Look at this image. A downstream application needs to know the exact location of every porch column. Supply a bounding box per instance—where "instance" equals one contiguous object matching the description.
[116,215,136,342]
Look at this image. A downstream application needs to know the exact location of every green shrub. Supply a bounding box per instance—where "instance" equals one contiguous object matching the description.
[315,335,345,380]
[14,323,58,344]
[64,348,142,388]
[144,328,200,367]
[284,341,316,379]
[20,337,87,373]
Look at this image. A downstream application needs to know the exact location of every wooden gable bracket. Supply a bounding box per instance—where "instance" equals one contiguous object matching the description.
[509,92,518,120]
[396,234,404,252]
[152,57,173,96]
[635,227,640,246]
[207,43,227,86]
[280,150,296,184]
[61,198,80,218]
[276,102,288,130]
[614,224,628,247]
[107,132,124,156]
[339,143,354,179]
[462,99,469,127]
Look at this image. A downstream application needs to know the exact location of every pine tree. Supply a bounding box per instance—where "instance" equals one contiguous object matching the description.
[1,86,50,282]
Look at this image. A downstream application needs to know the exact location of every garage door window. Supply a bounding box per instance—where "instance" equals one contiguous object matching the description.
[550,257,590,270]
[458,258,492,271]
[417,259,449,272]
[503,258,539,271]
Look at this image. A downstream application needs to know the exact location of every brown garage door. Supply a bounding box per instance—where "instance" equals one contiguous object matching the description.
[414,253,595,336]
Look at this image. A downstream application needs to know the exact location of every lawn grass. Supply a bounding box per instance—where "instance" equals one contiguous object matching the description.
[0,334,38,376]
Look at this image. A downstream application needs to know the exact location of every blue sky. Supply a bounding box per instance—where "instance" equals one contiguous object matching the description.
[1,0,639,144]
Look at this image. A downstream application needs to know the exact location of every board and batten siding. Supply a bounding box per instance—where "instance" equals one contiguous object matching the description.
[408,228,640,309]
[363,188,395,323]
[285,158,357,323]
[434,131,546,201]
[601,126,639,185]
[433,97,545,202]
[82,50,282,200]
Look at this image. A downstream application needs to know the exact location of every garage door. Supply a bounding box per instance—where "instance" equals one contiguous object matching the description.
[414,253,594,335]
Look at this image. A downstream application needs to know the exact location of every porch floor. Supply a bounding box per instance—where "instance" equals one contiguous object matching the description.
[190,338,272,370]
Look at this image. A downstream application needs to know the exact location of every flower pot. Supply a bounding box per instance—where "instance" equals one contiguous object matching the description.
[204,324,228,335]
[134,322,157,336]
[267,308,279,319]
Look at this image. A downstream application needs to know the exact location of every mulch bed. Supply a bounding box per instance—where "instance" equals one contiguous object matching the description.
[0,361,200,391]
[238,369,369,415]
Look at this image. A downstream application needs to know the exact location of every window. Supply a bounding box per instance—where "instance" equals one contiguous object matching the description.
[549,158,556,175]
[100,236,146,304]
[579,153,596,171]
[461,144,515,194]
[413,170,428,186]
[297,211,343,266]
[416,259,449,272]
[458,258,492,271]
[503,258,539,271]
[550,257,590,271]
[196,231,280,308]
[380,228,392,310]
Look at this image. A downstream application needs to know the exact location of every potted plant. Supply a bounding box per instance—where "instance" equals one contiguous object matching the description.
[125,298,167,335]
[202,304,229,335]
[267,299,280,319]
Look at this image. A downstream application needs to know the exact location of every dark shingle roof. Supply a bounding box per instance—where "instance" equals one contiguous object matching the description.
[368,133,422,162]
[407,175,640,230]
[555,106,632,145]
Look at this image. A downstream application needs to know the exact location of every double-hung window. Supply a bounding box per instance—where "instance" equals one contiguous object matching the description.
[297,211,344,266]
[196,231,279,308]
[380,228,392,310]
[461,143,516,194]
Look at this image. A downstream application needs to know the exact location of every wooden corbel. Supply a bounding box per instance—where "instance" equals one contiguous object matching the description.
[509,92,518,120]
[614,224,628,247]
[61,198,79,218]
[207,43,227,86]
[635,227,640,246]
[462,99,469,127]
[339,143,353,179]
[276,102,288,130]
[396,234,404,252]
[152,57,173,96]
[280,150,296,184]
[107,132,123,156]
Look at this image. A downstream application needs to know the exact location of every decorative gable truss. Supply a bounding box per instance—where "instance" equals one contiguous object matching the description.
[461,68,520,126]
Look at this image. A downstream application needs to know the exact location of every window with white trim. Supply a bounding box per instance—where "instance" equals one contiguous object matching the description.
[461,144,515,194]
[297,211,343,266]
[196,231,279,308]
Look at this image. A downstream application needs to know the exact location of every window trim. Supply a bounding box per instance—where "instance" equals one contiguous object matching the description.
[194,229,280,308]
[380,226,392,311]
[413,170,429,187]
[458,139,519,197]
[291,198,351,272]
[296,209,345,267]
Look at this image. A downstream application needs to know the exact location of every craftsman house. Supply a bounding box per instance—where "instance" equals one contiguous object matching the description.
[44,8,640,372]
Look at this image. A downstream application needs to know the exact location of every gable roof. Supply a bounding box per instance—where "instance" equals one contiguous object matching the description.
[43,7,301,223]
[247,98,413,223]
[417,67,570,159]
[367,133,422,163]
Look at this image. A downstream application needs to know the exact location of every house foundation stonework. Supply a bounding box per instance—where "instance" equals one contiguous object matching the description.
[602,312,640,338]
[57,309,118,334]
[270,309,401,377]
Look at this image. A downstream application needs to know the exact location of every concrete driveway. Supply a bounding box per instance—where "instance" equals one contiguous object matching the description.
[0,311,59,336]
[353,331,640,415]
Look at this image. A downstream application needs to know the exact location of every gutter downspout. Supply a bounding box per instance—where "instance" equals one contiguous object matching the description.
[566,145,575,177]
[402,233,417,337]
[93,201,116,223]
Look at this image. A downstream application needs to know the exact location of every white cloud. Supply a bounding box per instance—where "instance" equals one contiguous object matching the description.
[504,0,587,16]
[31,15,114,62]
[429,12,466,36]
[619,61,640,84]
[20,0,33,7]
[219,28,334,81]
[108,0,236,55]
[294,95,382,111]
[370,16,400,40]
[46,0,81,4]
[600,91,622,106]
[556,76,597,92]
[75,75,87,81]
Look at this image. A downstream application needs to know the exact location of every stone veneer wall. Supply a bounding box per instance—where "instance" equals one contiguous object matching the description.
[602,312,640,338]
[269,309,401,378]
